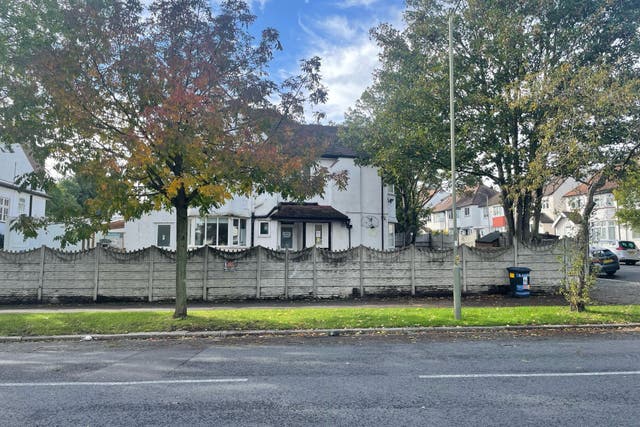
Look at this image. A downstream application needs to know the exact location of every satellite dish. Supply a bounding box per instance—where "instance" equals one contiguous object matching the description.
[361,215,380,229]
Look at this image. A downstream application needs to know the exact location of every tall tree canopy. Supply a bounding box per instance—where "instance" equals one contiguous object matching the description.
[1,0,340,317]
[345,0,640,241]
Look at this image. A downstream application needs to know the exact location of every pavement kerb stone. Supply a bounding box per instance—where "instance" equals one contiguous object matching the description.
[2,323,640,343]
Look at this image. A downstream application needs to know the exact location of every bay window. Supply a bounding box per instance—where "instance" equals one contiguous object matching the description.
[190,217,247,247]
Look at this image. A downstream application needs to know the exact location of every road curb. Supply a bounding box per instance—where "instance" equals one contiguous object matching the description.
[2,323,640,343]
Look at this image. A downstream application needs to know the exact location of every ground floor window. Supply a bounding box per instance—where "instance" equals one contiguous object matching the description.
[590,220,616,241]
[190,217,247,247]
[157,224,171,247]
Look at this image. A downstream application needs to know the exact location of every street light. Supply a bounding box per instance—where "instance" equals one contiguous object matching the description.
[449,12,461,320]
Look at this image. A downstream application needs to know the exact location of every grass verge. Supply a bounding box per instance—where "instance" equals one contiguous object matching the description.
[0,305,639,336]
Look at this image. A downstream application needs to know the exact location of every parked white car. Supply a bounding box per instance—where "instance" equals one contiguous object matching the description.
[595,240,639,265]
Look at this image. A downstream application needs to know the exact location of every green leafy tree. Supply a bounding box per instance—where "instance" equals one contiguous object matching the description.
[614,166,640,231]
[341,20,450,245]
[348,0,639,241]
[1,0,339,318]
[532,65,640,311]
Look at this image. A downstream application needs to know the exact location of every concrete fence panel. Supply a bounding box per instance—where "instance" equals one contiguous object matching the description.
[0,240,574,303]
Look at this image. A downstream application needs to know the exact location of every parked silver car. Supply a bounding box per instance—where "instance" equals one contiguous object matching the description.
[595,240,639,265]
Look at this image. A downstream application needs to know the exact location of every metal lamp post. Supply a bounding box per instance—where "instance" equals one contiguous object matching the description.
[449,12,462,320]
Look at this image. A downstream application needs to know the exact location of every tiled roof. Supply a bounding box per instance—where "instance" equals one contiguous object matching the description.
[431,185,499,212]
[542,177,565,196]
[563,181,618,197]
[268,203,350,222]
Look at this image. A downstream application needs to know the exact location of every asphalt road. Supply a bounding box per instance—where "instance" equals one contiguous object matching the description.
[593,264,640,304]
[603,263,640,282]
[1,331,640,426]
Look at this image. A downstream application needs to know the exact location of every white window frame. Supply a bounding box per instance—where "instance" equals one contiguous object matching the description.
[314,224,323,246]
[18,197,26,215]
[0,197,9,222]
[258,221,270,237]
[190,216,248,247]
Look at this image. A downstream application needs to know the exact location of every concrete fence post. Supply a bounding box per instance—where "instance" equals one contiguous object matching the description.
[148,247,154,302]
[202,246,208,301]
[359,245,364,297]
[410,244,416,296]
[93,245,100,302]
[284,249,289,299]
[312,246,318,297]
[462,245,468,292]
[256,246,262,299]
[563,238,569,286]
[38,246,45,302]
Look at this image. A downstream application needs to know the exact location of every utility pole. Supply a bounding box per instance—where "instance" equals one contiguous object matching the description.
[449,12,461,320]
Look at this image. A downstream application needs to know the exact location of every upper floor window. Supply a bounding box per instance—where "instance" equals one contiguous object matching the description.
[569,197,583,210]
[605,194,614,207]
[483,207,488,218]
[447,210,453,219]
[0,197,8,222]
[464,207,471,217]
[541,198,550,210]
[492,206,503,217]
[387,184,395,195]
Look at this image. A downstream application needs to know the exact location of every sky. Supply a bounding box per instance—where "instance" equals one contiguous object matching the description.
[242,0,406,123]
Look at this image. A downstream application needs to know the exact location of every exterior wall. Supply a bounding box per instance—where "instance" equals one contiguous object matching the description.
[426,205,495,243]
[542,178,577,220]
[556,189,640,246]
[3,223,86,252]
[1,144,48,250]
[0,240,572,303]
[122,210,177,250]
[119,157,397,251]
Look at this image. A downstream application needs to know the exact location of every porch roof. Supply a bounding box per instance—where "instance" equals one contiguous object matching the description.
[267,203,350,223]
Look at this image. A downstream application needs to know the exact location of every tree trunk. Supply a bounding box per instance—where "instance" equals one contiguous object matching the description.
[571,177,603,312]
[174,198,188,319]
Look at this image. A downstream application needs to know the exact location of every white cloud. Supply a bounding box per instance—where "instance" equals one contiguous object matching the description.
[334,0,381,8]
[247,0,270,11]
[296,6,404,123]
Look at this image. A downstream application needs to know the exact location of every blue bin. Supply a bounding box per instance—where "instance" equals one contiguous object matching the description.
[506,267,531,297]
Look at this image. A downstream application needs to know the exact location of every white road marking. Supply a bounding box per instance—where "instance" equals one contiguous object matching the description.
[419,371,640,379]
[0,378,248,387]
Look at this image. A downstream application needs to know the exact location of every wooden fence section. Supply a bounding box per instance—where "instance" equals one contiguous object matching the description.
[0,240,572,303]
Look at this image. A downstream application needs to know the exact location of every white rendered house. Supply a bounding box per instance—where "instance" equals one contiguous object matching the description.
[0,144,49,250]
[114,127,397,251]
[553,181,639,244]
[425,185,499,242]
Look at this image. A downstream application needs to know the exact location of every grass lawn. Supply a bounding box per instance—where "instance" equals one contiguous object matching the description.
[0,305,639,336]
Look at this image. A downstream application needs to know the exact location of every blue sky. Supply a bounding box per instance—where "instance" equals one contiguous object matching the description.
[242,0,406,123]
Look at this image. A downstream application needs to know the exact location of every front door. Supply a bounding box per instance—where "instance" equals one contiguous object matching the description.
[280,225,293,249]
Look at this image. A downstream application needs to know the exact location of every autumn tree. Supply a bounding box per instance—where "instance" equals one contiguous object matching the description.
[1,0,337,318]
[347,0,639,241]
